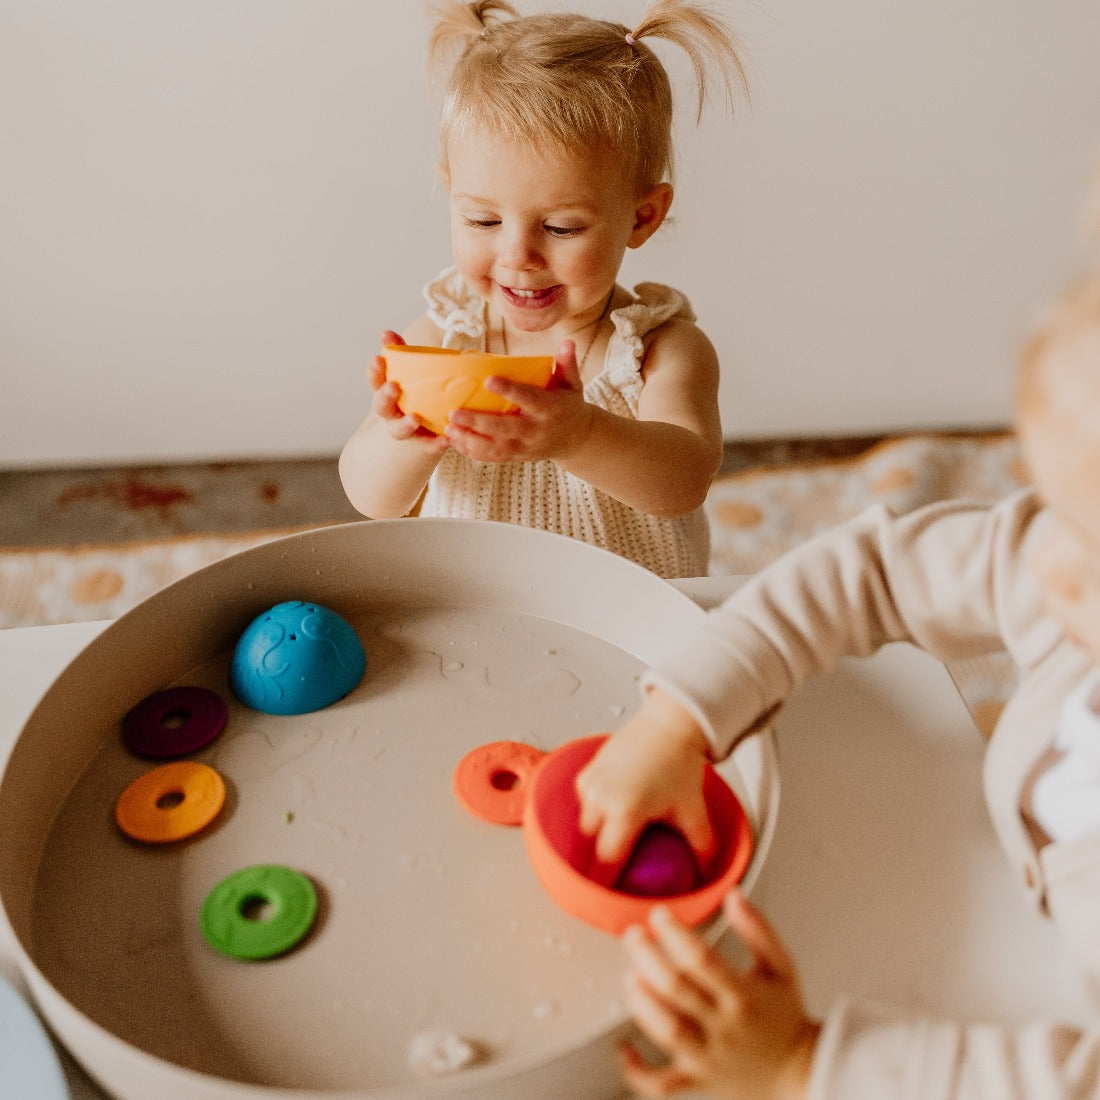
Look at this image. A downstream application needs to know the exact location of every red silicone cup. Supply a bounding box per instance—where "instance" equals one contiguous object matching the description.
[517,735,753,934]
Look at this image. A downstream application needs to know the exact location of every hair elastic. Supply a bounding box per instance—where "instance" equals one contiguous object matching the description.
[624,33,636,46]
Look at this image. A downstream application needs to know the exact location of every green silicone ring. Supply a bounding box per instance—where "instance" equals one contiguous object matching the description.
[200,864,318,961]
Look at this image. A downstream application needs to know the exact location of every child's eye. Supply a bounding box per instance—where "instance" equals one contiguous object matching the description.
[545,225,583,238]
[463,217,499,229]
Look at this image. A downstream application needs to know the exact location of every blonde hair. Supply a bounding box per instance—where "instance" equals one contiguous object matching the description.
[429,0,749,193]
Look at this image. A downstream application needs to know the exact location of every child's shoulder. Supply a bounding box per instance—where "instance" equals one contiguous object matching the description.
[612,283,715,370]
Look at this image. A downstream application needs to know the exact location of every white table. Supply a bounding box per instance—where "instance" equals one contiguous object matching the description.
[1,580,1092,1098]
[1,621,114,1097]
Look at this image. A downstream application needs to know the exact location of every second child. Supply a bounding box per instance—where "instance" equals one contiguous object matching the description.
[575,203,1100,1097]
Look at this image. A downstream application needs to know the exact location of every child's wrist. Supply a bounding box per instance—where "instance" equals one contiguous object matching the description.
[555,401,597,463]
[642,685,712,758]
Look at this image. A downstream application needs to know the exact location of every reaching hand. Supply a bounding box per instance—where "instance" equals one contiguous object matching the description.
[369,331,450,454]
[442,339,595,463]
[574,688,717,867]
[620,892,820,1100]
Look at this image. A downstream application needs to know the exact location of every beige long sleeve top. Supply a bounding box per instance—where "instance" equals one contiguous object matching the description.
[646,489,1100,1099]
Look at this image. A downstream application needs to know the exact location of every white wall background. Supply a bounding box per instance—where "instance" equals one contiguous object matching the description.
[2,1,1099,467]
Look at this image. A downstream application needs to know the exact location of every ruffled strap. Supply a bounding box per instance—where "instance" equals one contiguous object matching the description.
[423,266,487,349]
[607,283,696,377]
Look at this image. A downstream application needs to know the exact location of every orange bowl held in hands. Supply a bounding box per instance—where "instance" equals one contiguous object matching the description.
[381,345,555,436]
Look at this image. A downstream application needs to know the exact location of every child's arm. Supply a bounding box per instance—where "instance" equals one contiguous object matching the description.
[578,491,1045,861]
[338,322,450,519]
[620,892,820,1100]
[444,319,723,518]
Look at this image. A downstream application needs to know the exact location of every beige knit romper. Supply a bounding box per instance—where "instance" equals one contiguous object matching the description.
[417,267,712,579]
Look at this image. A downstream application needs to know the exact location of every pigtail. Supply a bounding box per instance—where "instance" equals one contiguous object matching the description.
[428,1,518,74]
[630,0,749,120]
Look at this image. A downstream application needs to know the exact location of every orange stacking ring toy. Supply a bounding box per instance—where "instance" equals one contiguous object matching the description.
[453,735,753,935]
[115,761,227,844]
[452,740,546,826]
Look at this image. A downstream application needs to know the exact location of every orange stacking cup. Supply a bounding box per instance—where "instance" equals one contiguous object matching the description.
[454,734,753,935]
[381,345,554,435]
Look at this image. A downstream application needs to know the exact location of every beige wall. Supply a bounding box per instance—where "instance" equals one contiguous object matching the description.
[2,1,1099,466]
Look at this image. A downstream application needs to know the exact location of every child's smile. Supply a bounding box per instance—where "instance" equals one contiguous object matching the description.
[500,284,565,310]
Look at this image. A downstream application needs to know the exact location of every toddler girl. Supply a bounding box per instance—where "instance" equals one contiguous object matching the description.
[339,0,747,578]
[575,210,1100,1096]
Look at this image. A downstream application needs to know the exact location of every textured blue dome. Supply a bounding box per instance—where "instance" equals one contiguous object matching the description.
[230,601,366,715]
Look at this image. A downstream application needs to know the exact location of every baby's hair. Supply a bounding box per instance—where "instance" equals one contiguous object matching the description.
[428,0,749,193]
[1017,165,1100,420]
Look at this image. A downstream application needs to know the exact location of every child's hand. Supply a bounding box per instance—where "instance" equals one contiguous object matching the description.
[370,331,450,453]
[575,687,717,866]
[620,892,820,1100]
[442,339,594,463]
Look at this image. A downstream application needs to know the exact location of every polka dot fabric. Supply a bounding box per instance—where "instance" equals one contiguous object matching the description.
[706,431,1026,577]
[0,533,283,628]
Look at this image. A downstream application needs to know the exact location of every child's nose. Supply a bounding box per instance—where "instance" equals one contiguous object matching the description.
[498,228,544,272]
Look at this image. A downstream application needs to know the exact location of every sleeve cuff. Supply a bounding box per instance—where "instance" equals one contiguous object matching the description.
[809,999,963,1100]
[641,609,795,759]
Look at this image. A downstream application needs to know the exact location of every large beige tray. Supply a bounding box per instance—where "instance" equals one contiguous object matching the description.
[0,519,778,1100]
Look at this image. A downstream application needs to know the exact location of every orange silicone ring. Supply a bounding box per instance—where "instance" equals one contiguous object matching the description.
[452,740,547,826]
[115,761,227,843]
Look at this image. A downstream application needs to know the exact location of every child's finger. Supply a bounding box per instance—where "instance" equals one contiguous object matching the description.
[550,339,582,391]
[371,330,403,386]
[413,428,451,454]
[622,968,705,1056]
[623,925,715,1018]
[575,794,604,838]
[447,407,516,438]
[373,392,402,422]
[646,905,740,1006]
[483,375,545,405]
[389,416,423,441]
[367,356,386,389]
[618,1041,698,1098]
[673,804,717,866]
[594,813,645,864]
[723,888,797,982]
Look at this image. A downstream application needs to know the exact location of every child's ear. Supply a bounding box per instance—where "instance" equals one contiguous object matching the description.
[628,182,674,248]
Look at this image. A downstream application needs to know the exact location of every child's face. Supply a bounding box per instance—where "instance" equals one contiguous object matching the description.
[445,126,666,336]
[1019,368,1100,660]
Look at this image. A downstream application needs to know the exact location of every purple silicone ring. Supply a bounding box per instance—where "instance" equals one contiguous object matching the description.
[122,686,228,758]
